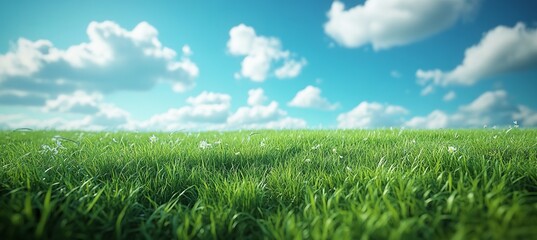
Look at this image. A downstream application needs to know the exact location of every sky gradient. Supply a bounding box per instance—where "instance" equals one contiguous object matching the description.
[1,0,536,131]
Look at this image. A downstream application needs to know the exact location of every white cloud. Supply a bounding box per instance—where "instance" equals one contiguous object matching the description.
[324,0,478,49]
[134,89,307,131]
[514,106,537,127]
[417,23,537,91]
[275,58,307,79]
[247,88,267,106]
[237,117,307,130]
[43,90,103,114]
[443,91,456,101]
[0,103,131,131]
[406,90,537,128]
[227,89,306,129]
[288,85,339,110]
[404,110,449,129]
[92,103,131,127]
[450,90,515,127]
[0,21,199,106]
[38,90,131,130]
[137,91,232,131]
[337,101,408,128]
[420,85,435,96]
[228,101,284,126]
[0,87,308,131]
[0,114,96,131]
[182,45,193,57]
[227,24,306,81]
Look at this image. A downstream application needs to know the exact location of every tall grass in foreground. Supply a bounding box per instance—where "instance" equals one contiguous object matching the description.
[0,129,536,239]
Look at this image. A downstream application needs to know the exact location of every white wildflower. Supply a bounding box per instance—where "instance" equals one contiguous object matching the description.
[52,136,65,149]
[332,148,337,154]
[493,135,498,139]
[149,135,158,144]
[311,144,321,150]
[448,146,457,154]
[40,144,58,155]
[346,166,352,171]
[199,140,212,149]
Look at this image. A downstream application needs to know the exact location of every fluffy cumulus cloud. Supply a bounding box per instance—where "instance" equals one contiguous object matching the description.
[43,90,103,114]
[404,110,450,129]
[337,102,408,128]
[39,90,130,130]
[288,85,339,110]
[1,96,130,131]
[0,114,95,131]
[247,88,268,106]
[227,24,306,82]
[0,88,308,131]
[336,90,537,129]
[131,89,306,131]
[324,0,478,49]
[134,91,232,131]
[0,21,199,106]
[405,90,537,128]
[227,88,306,129]
[417,23,537,93]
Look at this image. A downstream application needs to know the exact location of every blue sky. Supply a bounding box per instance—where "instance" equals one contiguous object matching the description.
[1,0,536,130]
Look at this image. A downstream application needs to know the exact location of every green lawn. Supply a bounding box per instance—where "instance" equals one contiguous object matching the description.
[1,129,536,239]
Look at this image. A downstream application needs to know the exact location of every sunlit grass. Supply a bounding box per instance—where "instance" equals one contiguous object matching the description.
[1,129,537,239]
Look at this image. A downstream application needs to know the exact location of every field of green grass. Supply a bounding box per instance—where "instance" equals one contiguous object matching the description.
[1,129,537,239]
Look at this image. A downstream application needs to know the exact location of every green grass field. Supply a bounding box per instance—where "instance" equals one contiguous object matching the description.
[1,129,537,239]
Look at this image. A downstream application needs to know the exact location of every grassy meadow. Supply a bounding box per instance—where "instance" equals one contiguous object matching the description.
[1,129,537,239]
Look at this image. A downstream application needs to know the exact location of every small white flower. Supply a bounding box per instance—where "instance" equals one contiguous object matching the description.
[149,135,158,143]
[411,139,416,144]
[346,166,352,171]
[448,146,457,154]
[339,155,343,159]
[311,144,321,150]
[235,152,241,156]
[40,145,58,155]
[332,148,337,154]
[199,140,212,149]
[493,135,498,139]
[304,158,311,163]
[52,137,65,149]
[260,139,267,147]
